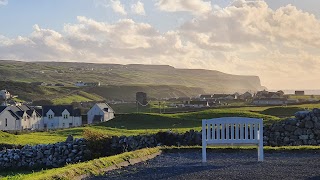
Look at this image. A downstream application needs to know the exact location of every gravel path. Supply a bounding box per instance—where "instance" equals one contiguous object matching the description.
[91,150,320,180]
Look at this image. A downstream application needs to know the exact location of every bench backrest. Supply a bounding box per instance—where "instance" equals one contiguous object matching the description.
[202,117,263,144]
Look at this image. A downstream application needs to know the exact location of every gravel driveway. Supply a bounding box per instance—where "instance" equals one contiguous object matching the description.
[91,150,320,180]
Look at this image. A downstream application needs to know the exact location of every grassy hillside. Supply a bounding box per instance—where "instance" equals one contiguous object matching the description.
[0,81,204,103]
[1,101,317,145]
[0,60,264,93]
[0,81,104,104]
[86,85,205,101]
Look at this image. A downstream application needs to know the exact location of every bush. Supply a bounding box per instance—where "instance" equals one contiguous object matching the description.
[83,130,111,159]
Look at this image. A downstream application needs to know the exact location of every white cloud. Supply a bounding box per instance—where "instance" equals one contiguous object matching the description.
[110,0,127,15]
[156,0,212,15]
[0,0,8,6]
[131,1,146,16]
[1,0,320,89]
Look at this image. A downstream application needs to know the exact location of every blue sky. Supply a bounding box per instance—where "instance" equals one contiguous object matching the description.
[0,0,320,89]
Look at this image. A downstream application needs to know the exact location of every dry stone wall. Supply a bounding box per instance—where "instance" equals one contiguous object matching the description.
[0,136,88,170]
[264,108,320,146]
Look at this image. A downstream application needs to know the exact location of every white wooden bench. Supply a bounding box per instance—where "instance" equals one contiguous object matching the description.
[202,117,264,162]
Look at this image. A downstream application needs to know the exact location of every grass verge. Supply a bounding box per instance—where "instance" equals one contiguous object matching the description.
[2,147,161,180]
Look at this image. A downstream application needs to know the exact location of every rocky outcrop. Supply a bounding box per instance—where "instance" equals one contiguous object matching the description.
[264,108,320,146]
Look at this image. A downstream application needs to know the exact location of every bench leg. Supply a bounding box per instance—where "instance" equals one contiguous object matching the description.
[202,144,207,163]
[258,143,264,161]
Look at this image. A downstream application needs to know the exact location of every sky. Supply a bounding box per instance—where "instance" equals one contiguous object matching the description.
[0,0,320,90]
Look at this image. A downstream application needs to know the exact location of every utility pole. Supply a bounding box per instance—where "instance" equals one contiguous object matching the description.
[159,101,161,114]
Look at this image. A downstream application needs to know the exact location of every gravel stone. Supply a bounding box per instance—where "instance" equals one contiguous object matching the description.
[91,151,320,180]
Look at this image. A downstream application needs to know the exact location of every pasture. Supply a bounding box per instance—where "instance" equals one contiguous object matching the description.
[0,103,319,146]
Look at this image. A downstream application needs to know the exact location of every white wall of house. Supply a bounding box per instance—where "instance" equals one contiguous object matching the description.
[28,111,43,130]
[253,99,285,105]
[0,90,10,100]
[0,110,18,130]
[43,109,82,129]
[87,104,114,124]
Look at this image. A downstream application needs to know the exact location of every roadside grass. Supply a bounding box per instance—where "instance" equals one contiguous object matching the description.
[1,148,161,180]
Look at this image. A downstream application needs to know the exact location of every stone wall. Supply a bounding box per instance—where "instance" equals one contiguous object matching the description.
[110,130,202,152]
[0,136,88,170]
[264,108,320,146]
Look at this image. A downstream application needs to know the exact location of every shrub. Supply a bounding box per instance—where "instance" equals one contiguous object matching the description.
[83,129,112,159]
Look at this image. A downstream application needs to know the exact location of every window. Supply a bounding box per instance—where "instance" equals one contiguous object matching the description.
[24,116,27,121]
[62,123,65,127]
[63,114,68,119]
[51,123,54,127]
[69,123,73,127]
[5,118,7,127]
[48,114,53,119]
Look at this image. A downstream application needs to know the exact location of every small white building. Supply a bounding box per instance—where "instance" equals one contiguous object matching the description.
[252,98,287,105]
[42,105,82,129]
[0,105,42,130]
[87,103,115,124]
[75,81,101,87]
[0,90,10,100]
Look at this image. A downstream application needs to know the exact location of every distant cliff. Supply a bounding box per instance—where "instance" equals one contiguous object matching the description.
[0,60,265,94]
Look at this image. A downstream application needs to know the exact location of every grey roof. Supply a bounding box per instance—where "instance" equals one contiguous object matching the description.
[42,105,81,117]
[0,105,40,120]
[96,103,114,113]
[8,110,20,120]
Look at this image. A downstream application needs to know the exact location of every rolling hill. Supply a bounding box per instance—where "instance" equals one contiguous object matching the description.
[0,60,265,94]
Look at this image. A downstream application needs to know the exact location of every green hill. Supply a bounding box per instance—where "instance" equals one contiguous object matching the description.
[0,60,265,94]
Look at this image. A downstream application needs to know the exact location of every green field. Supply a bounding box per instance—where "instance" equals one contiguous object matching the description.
[0,104,319,146]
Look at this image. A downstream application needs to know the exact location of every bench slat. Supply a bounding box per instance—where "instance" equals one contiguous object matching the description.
[245,123,248,140]
[207,139,259,144]
[230,123,234,139]
[221,124,225,140]
[226,123,229,140]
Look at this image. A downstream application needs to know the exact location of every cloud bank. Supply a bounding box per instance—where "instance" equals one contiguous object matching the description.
[131,1,146,16]
[0,0,8,6]
[0,0,319,89]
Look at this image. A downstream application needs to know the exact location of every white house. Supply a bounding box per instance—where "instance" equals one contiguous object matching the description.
[0,105,42,130]
[0,90,10,100]
[239,92,253,100]
[42,105,82,129]
[87,103,115,124]
[75,81,101,87]
[252,98,287,105]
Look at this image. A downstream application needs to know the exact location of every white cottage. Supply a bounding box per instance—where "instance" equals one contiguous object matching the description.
[42,105,82,129]
[0,105,42,130]
[87,103,115,124]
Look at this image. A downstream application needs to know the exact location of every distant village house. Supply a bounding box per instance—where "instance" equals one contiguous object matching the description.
[87,103,115,124]
[75,81,101,87]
